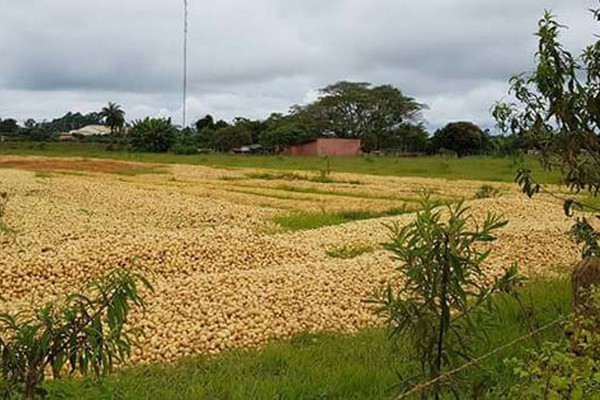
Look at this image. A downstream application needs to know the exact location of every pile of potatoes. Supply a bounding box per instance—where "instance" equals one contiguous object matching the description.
[0,159,588,365]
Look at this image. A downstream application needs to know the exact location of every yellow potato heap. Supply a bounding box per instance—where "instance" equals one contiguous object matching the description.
[0,157,588,365]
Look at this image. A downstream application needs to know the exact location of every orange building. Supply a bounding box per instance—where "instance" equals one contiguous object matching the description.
[282,138,361,157]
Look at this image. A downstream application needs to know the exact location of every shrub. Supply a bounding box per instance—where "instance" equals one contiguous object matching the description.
[506,288,600,399]
[475,185,501,199]
[326,243,375,259]
[173,130,199,155]
[0,192,7,219]
[214,125,252,152]
[129,118,178,153]
[0,269,152,399]
[430,122,485,157]
[371,198,520,398]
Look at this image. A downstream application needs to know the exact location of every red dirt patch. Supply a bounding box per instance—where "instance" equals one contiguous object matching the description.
[0,158,161,175]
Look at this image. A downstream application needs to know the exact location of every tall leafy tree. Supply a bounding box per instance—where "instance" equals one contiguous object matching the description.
[0,118,19,135]
[195,115,215,131]
[493,7,600,257]
[214,124,253,152]
[129,117,178,153]
[259,113,315,152]
[33,112,102,134]
[100,102,126,135]
[292,81,426,151]
[430,121,485,157]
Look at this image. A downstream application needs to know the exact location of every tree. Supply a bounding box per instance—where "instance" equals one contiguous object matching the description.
[214,124,252,152]
[99,102,126,135]
[27,127,52,142]
[129,117,178,153]
[23,119,36,129]
[214,119,230,130]
[363,122,429,153]
[232,118,267,144]
[371,198,519,399]
[493,8,600,255]
[291,81,426,151]
[0,269,151,399]
[430,121,484,157]
[258,113,315,152]
[34,112,103,135]
[195,115,215,131]
[0,118,19,135]
[196,127,216,149]
[173,128,200,155]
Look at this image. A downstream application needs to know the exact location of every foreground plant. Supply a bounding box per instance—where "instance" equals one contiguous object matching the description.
[372,199,520,399]
[494,7,600,252]
[506,287,600,399]
[0,268,152,399]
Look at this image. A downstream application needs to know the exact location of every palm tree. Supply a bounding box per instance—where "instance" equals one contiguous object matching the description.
[100,102,126,135]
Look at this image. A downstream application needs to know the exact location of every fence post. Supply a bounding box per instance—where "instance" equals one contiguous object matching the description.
[572,257,600,313]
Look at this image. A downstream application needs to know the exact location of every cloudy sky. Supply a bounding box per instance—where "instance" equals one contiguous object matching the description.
[0,0,598,130]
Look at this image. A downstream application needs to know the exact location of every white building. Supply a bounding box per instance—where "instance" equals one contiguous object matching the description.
[68,125,112,136]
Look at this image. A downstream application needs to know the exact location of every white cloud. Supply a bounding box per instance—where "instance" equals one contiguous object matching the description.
[0,0,598,128]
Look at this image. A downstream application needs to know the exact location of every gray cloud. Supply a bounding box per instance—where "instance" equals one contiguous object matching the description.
[0,0,598,129]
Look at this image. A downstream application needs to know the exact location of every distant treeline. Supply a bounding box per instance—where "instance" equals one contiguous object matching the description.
[0,81,537,157]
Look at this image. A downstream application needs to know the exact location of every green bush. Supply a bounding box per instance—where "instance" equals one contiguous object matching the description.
[506,288,600,399]
[371,198,520,398]
[475,184,501,199]
[0,269,151,399]
[129,117,178,153]
[326,243,375,259]
[214,125,252,152]
[173,130,200,155]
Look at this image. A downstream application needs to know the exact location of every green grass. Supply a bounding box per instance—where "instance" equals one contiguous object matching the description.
[273,184,423,202]
[47,279,571,399]
[273,207,415,231]
[326,243,376,259]
[0,142,561,183]
[246,171,308,181]
[224,183,412,203]
[246,171,363,185]
[474,184,502,199]
[0,220,16,234]
[112,166,168,176]
[33,171,53,179]
[225,188,323,203]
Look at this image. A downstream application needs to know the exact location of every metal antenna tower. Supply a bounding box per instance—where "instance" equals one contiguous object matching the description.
[182,0,189,128]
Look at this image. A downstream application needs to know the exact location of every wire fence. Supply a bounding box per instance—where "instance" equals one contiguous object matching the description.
[395,317,564,399]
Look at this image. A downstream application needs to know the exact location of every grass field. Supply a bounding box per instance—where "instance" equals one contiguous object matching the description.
[0,148,585,399]
[0,141,560,183]
[48,279,571,399]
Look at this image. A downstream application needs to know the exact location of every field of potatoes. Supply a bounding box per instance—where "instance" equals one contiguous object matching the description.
[0,156,591,365]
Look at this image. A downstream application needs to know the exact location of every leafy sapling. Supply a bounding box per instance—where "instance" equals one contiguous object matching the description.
[0,268,152,399]
[371,198,520,399]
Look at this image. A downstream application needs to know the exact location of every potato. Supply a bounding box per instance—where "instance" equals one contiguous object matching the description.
[0,157,588,365]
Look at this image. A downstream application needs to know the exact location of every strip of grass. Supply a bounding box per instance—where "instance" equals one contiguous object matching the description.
[33,171,53,179]
[0,142,560,183]
[47,279,571,399]
[273,207,415,231]
[112,166,168,176]
[223,182,420,203]
[326,243,376,259]
[274,184,425,202]
[247,171,362,185]
[224,188,323,203]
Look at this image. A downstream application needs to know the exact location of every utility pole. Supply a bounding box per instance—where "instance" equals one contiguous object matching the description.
[182,0,189,128]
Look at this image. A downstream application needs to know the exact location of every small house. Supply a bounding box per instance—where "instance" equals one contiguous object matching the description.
[69,125,112,137]
[282,138,361,157]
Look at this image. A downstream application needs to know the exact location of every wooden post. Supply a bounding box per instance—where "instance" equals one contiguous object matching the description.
[572,257,600,313]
